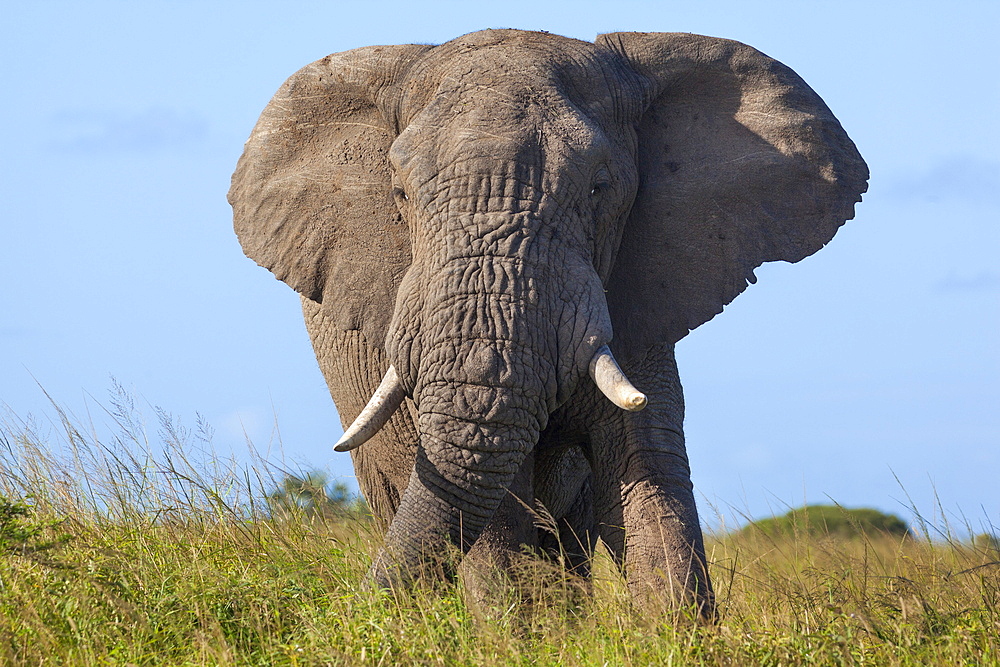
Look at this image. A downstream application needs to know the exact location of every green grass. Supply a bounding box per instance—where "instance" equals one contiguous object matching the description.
[1,397,998,665]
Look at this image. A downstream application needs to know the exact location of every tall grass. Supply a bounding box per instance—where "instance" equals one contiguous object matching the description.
[1,392,998,665]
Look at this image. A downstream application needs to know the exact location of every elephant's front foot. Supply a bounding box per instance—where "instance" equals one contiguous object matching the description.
[364,471,468,592]
[366,540,461,594]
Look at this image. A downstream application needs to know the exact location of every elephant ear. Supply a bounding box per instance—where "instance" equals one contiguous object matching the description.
[229,44,431,347]
[596,32,868,356]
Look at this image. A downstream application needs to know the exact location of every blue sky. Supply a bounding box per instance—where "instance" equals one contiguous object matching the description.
[3,1,998,532]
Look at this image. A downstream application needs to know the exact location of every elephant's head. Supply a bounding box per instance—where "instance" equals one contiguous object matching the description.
[229,30,867,584]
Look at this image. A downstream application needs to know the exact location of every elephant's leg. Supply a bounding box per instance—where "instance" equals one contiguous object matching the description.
[590,344,715,618]
[301,298,418,525]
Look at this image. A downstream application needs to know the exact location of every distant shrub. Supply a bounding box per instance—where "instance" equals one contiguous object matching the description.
[266,471,369,519]
[742,505,911,540]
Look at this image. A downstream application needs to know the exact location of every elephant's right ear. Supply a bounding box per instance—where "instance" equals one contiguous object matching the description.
[229,44,431,347]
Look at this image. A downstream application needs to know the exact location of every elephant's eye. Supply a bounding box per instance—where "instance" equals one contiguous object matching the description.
[590,167,612,198]
[392,186,408,202]
[590,181,610,197]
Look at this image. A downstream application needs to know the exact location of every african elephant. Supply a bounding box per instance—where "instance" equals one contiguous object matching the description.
[229,29,867,616]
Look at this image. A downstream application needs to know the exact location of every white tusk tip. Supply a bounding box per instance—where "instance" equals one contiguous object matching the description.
[625,393,648,411]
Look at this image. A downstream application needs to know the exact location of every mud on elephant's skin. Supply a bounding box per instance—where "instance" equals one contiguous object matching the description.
[229,29,867,616]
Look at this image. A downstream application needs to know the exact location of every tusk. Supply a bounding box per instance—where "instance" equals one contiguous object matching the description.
[589,345,648,412]
[334,366,406,452]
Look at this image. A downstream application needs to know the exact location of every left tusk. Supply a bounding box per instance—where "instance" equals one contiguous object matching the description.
[334,366,405,452]
[589,345,647,412]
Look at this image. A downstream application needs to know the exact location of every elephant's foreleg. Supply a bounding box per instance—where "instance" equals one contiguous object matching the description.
[590,344,715,618]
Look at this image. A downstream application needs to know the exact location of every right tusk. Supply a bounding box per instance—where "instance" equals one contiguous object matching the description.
[589,345,648,412]
[334,366,406,452]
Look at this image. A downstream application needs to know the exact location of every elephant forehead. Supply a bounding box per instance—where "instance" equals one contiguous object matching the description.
[390,100,608,174]
[397,30,633,128]
[428,29,604,84]
[388,92,613,204]
[445,28,590,52]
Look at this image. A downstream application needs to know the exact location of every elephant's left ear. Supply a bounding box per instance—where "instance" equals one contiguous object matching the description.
[596,32,869,356]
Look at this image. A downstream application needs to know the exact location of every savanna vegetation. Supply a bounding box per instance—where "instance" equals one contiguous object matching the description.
[1,392,998,665]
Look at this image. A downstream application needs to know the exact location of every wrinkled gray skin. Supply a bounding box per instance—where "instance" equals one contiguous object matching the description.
[230,30,867,616]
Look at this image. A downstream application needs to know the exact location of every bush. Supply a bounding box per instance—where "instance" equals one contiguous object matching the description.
[742,504,911,539]
[0,496,70,559]
[267,471,369,519]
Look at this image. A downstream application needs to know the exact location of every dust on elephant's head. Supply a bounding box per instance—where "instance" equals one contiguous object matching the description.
[229,29,867,594]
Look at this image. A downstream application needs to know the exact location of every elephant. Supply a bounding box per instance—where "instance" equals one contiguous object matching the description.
[229,29,867,616]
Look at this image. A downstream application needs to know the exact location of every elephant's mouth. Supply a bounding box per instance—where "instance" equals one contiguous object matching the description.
[333,343,645,452]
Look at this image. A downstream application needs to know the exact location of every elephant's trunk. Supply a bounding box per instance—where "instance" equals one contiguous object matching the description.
[371,319,549,584]
[371,248,569,583]
[369,382,542,586]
